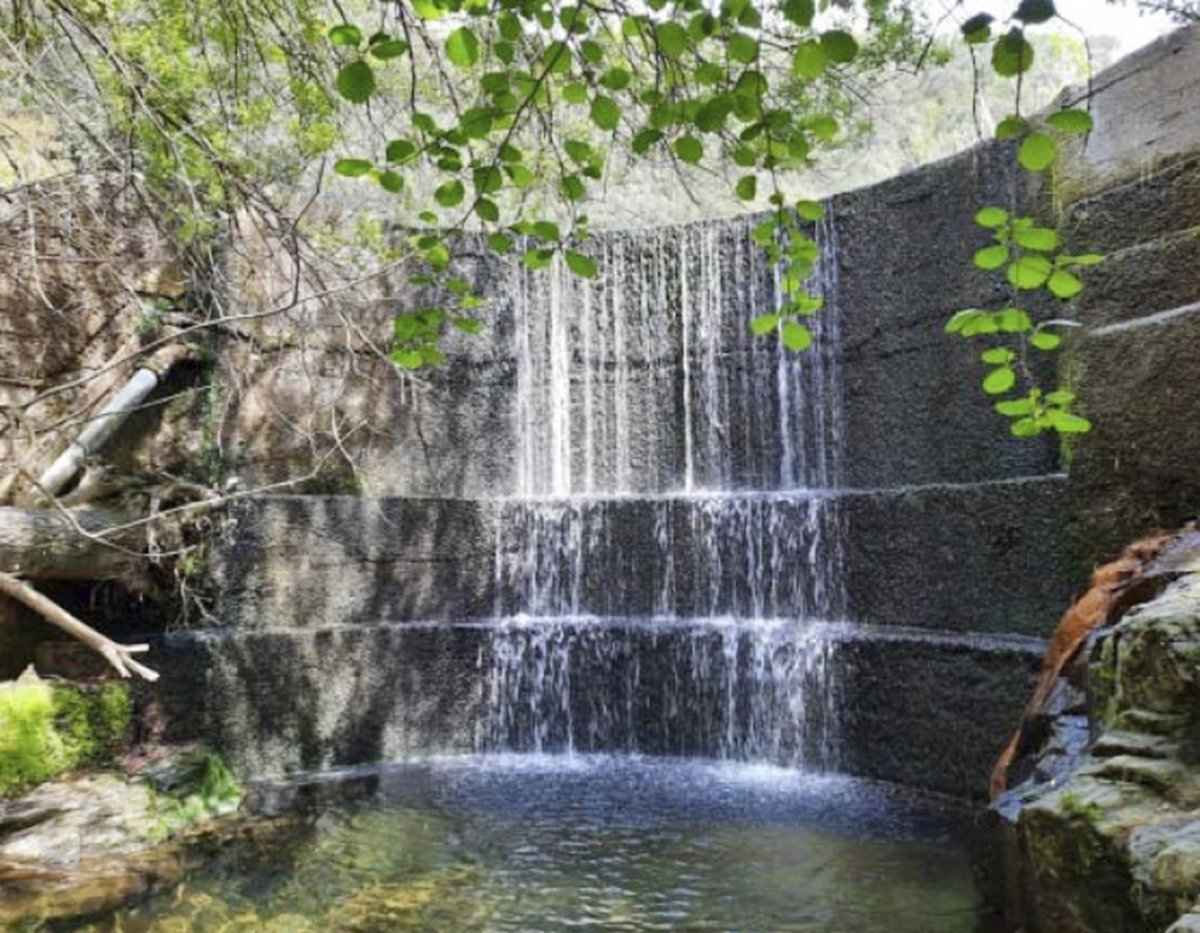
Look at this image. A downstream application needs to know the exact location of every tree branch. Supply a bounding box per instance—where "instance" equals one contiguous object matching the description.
[0,570,159,682]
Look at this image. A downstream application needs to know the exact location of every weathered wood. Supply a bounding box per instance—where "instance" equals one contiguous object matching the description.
[0,507,142,580]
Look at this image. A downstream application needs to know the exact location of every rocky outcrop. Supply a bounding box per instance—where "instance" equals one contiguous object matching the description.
[0,754,268,927]
[995,554,1200,932]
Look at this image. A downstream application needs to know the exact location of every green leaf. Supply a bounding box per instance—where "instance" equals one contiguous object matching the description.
[1018,132,1057,172]
[1048,410,1091,433]
[454,318,484,335]
[1008,256,1053,290]
[333,158,373,177]
[695,96,733,132]
[370,38,409,59]
[1015,227,1059,251]
[696,62,725,85]
[983,367,1016,395]
[1047,269,1083,299]
[808,115,838,140]
[998,308,1033,332]
[473,166,503,194]
[532,220,562,241]
[600,67,632,91]
[632,128,663,154]
[1030,331,1062,350]
[1010,417,1041,437]
[328,23,363,47]
[674,135,704,164]
[590,96,620,131]
[974,206,1009,229]
[946,309,982,335]
[729,32,759,63]
[992,29,1035,78]
[792,40,827,80]
[434,180,465,207]
[750,313,780,335]
[445,27,480,68]
[562,83,589,104]
[1046,390,1076,405]
[1047,108,1093,134]
[523,247,554,270]
[974,245,1009,271]
[386,139,417,163]
[487,233,513,254]
[781,321,813,351]
[981,347,1013,364]
[377,170,405,193]
[1015,0,1056,24]
[393,349,426,370]
[782,0,815,27]
[796,200,824,221]
[655,21,688,56]
[475,198,500,221]
[995,396,1036,416]
[996,115,1027,140]
[565,250,598,278]
[735,175,757,201]
[561,175,586,200]
[411,0,446,19]
[335,61,376,103]
[820,30,858,64]
[961,13,993,44]
[1058,253,1104,267]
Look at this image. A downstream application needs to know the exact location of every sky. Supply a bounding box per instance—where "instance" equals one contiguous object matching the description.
[922,0,1182,57]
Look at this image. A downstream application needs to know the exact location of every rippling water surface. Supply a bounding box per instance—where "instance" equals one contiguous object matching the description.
[77,755,988,933]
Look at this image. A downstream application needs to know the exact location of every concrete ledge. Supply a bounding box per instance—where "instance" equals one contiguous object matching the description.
[213,480,1074,636]
[843,475,1076,637]
[1068,306,1200,564]
[147,620,1041,800]
[836,626,1042,799]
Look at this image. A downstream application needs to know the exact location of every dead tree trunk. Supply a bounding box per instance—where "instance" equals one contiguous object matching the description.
[0,506,143,580]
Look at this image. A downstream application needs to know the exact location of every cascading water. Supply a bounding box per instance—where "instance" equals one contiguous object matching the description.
[481,210,846,768]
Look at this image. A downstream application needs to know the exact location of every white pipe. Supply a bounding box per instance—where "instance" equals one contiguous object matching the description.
[37,344,192,497]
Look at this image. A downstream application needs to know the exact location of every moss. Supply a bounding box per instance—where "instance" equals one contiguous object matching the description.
[0,681,131,796]
[1060,791,1104,824]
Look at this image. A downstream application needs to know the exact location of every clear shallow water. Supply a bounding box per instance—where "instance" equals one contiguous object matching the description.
[73,755,990,933]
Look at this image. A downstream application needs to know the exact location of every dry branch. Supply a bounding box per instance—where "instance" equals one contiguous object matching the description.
[0,570,159,681]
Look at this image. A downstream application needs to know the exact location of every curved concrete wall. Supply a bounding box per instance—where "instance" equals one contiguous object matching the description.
[139,26,1200,799]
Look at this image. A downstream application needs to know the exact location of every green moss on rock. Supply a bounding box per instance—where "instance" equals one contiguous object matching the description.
[0,681,131,796]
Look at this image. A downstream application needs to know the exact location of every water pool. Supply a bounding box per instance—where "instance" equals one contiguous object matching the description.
[69,755,993,933]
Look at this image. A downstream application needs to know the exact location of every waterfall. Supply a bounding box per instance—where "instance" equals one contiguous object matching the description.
[482,209,846,769]
[475,618,844,769]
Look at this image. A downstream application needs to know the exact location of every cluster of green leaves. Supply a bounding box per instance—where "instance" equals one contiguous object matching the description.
[392,277,486,369]
[748,200,826,351]
[325,0,891,366]
[946,0,1103,438]
[30,0,340,244]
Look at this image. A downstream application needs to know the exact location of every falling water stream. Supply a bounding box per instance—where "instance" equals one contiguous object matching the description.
[483,212,847,766]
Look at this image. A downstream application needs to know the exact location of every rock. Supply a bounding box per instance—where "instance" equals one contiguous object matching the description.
[0,768,292,927]
[995,574,1200,932]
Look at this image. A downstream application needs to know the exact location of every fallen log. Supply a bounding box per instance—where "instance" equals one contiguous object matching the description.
[0,506,143,581]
